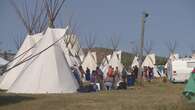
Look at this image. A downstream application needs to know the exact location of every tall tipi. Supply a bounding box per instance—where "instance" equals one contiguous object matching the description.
[131,56,139,68]
[142,53,155,68]
[101,51,124,78]
[82,51,97,71]
[8,27,79,93]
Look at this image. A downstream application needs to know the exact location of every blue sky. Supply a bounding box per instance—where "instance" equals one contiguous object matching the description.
[0,0,194,57]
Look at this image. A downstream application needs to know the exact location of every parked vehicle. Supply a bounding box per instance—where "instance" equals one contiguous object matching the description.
[167,58,195,82]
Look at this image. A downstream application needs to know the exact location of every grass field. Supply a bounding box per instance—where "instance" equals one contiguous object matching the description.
[0,80,195,110]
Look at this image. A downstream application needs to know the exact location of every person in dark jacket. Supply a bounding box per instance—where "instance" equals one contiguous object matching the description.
[85,67,91,81]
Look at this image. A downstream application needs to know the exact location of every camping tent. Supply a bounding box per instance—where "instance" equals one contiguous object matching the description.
[82,51,97,71]
[62,34,83,67]
[0,33,43,90]
[64,34,84,62]
[108,51,124,72]
[131,56,139,68]
[165,53,179,68]
[100,51,124,78]
[142,53,155,68]
[7,27,79,93]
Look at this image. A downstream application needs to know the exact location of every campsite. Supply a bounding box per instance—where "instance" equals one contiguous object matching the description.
[0,0,195,110]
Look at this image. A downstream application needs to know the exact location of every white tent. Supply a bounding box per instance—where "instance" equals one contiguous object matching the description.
[65,53,81,67]
[8,27,79,93]
[91,52,97,63]
[65,34,83,56]
[108,51,124,72]
[131,56,139,68]
[0,57,8,66]
[64,34,84,62]
[164,53,179,68]
[82,51,97,71]
[100,51,124,78]
[63,34,83,67]
[0,33,42,90]
[142,53,155,68]
[115,50,122,61]
[100,56,110,77]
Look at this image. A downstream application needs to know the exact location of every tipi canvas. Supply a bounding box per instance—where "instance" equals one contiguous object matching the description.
[101,51,124,77]
[0,33,42,90]
[142,53,155,68]
[8,28,79,93]
[131,56,139,68]
[82,51,97,71]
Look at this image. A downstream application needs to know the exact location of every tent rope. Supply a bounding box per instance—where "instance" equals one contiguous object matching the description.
[2,34,65,74]
[4,38,40,67]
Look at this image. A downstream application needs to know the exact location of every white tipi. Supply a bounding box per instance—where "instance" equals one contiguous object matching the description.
[108,51,124,72]
[82,51,97,71]
[8,27,79,93]
[131,56,139,68]
[101,51,124,78]
[142,53,155,68]
[164,53,179,68]
[0,33,42,90]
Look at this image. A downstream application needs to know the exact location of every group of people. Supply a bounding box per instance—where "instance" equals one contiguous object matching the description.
[71,64,160,92]
[71,65,131,92]
[131,66,154,81]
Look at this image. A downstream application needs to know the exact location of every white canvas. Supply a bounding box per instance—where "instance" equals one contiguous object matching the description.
[8,27,79,93]
[101,51,124,77]
[142,53,155,68]
[108,51,124,73]
[82,51,97,71]
[0,33,42,90]
[131,56,139,68]
[165,53,179,68]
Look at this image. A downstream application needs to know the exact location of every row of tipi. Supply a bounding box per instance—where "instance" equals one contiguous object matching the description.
[0,27,83,93]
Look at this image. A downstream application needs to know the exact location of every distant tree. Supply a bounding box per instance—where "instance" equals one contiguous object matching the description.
[110,34,120,51]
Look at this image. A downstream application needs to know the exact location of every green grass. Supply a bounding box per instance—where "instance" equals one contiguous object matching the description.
[0,80,194,110]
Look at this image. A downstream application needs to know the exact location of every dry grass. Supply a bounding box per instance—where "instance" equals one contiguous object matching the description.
[0,80,195,110]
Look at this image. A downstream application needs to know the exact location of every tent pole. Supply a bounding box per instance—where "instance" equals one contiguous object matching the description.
[138,12,149,86]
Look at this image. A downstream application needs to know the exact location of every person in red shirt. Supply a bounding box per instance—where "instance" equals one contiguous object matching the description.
[107,66,113,77]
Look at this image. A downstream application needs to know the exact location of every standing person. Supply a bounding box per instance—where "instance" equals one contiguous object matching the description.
[90,70,97,83]
[148,67,154,82]
[79,66,85,82]
[122,68,127,83]
[113,66,120,89]
[71,66,81,86]
[133,66,138,79]
[85,67,91,81]
[96,67,104,90]
[107,66,113,78]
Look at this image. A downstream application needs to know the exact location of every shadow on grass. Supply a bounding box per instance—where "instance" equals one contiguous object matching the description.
[0,95,35,106]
